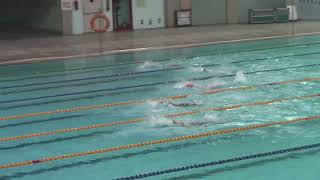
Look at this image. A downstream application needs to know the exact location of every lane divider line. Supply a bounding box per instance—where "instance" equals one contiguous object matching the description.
[0,86,158,111]
[1,93,318,142]
[115,142,320,180]
[0,115,319,170]
[0,67,184,90]
[1,77,319,121]
[0,75,143,96]
[0,60,169,84]
[0,95,187,121]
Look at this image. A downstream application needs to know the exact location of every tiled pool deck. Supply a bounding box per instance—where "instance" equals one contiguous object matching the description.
[1,21,320,65]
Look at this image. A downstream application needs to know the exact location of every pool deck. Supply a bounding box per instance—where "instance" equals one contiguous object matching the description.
[1,21,320,65]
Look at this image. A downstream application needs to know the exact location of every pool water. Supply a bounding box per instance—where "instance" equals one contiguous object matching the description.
[0,35,320,180]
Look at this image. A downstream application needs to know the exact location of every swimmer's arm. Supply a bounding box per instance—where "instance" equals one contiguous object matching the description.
[169,102,197,107]
[169,102,178,107]
[172,120,187,126]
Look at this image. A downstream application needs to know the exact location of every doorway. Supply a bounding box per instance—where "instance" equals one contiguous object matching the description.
[112,0,133,31]
[0,0,63,40]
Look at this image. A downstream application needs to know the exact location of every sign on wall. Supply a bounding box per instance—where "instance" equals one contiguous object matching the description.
[61,0,73,10]
[175,10,192,26]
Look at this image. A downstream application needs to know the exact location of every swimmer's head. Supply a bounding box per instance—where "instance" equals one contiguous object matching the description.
[169,64,179,67]
[200,67,207,72]
[184,82,194,88]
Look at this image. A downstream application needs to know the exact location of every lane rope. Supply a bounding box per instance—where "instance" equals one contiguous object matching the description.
[115,142,320,179]
[0,63,319,105]
[0,95,187,121]
[1,93,318,142]
[0,115,319,170]
[0,86,158,111]
[1,77,319,121]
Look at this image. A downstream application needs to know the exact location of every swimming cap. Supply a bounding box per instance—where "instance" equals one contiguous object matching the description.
[185,83,194,88]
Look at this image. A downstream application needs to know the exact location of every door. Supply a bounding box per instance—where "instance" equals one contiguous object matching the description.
[191,0,227,25]
[112,0,133,31]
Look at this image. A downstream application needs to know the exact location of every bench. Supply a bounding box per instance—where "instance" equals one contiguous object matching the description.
[249,8,289,24]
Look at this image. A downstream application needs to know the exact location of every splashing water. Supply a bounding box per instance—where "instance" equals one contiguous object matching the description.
[189,66,208,73]
[203,113,221,123]
[138,61,161,69]
[234,71,247,83]
[146,114,173,127]
[208,65,237,75]
[146,100,162,108]
[145,100,168,114]
[206,81,229,89]
[174,81,195,89]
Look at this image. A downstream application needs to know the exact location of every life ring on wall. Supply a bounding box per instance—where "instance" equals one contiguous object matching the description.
[90,14,110,33]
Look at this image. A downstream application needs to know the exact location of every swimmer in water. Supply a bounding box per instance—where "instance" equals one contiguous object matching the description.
[206,82,229,90]
[184,82,195,88]
[158,99,201,108]
[170,113,225,127]
[169,64,180,68]
[171,119,218,127]
[168,102,198,107]
[183,81,227,90]
[191,66,209,73]
[140,61,161,69]
[199,67,209,72]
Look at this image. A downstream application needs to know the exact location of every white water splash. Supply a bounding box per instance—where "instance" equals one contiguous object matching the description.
[234,71,247,83]
[203,113,221,123]
[146,115,173,127]
[174,81,195,89]
[146,100,162,108]
[189,66,208,73]
[138,61,161,69]
[206,81,229,89]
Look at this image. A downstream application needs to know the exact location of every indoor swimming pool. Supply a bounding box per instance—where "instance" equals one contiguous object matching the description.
[0,35,320,180]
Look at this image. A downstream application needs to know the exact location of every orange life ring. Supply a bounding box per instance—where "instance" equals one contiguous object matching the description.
[90,14,110,33]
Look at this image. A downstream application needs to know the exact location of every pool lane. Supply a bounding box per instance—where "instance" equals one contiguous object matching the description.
[2,42,320,89]
[1,77,319,121]
[0,63,319,105]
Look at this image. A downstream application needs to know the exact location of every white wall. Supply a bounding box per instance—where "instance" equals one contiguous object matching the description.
[102,0,114,31]
[132,0,165,29]
[72,0,84,34]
